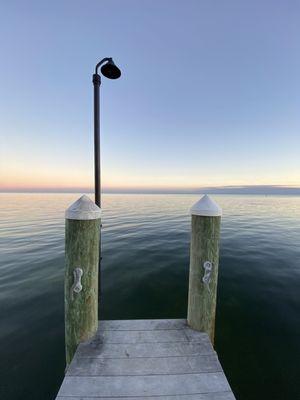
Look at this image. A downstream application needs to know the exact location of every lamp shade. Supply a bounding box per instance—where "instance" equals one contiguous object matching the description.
[101,59,121,79]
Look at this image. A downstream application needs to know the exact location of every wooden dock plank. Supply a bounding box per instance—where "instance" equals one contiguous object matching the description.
[56,319,235,399]
[77,340,213,358]
[96,329,197,343]
[57,373,231,397]
[67,354,222,376]
[57,393,236,400]
[98,319,187,331]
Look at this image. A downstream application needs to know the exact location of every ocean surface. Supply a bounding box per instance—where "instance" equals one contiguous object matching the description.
[0,193,299,400]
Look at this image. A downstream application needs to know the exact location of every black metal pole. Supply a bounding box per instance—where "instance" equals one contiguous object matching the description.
[92,57,120,304]
[93,73,101,207]
[93,72,102,300]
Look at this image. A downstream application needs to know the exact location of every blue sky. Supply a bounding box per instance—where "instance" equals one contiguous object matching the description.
[1,0,299,192]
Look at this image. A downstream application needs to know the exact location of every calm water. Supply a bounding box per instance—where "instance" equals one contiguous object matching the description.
[0,193,299,399]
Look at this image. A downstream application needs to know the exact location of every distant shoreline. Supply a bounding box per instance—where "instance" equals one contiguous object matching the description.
[1,186,300,196]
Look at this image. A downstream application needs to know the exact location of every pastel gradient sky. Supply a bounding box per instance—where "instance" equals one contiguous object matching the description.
[1,0,299,192]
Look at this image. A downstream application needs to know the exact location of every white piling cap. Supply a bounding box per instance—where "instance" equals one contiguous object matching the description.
[190,194,222,217]
[65,195,101,220]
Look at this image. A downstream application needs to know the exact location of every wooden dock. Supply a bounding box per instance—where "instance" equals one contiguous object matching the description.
[58,196,236,399]
[56,319,235,399]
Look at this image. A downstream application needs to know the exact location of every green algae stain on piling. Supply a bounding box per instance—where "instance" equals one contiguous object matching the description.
[187,195,222,344]
[65,195,101,367]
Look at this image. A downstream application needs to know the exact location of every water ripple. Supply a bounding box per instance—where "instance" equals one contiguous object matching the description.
[0,193,300,399]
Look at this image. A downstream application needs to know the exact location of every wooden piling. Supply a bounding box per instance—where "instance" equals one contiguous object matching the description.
[65,195,101,366]
[187,195,222,343]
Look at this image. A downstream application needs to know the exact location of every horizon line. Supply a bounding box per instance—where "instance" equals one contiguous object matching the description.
[1,185,300,195]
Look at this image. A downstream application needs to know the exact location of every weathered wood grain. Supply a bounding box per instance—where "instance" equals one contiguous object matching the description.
[99,319,187,331]
[95,329,201,343]
[56,319,235,399]
[65,215,101,366]
[57,393,235,400]
[187,215,221,342]
[76,339,213,358]
[57,372,231,397]
[66,353,222,376]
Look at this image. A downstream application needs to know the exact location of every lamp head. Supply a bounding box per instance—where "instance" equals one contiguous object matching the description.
[101,59,121,79]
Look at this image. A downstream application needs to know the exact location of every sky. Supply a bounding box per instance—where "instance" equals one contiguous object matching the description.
[0,0,299,193]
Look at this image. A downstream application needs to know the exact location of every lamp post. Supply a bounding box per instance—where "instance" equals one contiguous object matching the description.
[93,58,121,207]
